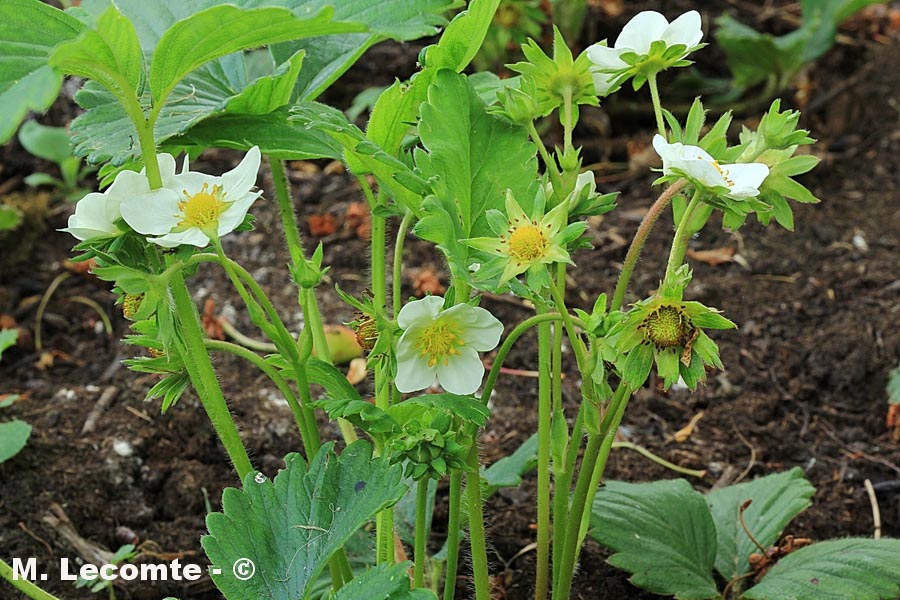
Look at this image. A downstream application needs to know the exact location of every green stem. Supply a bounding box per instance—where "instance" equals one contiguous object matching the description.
[553,385,629,598]
[527,121,563,193]
[414,478,430,588]
[534,314,552,600]
[610,179,688,311]
[562,89,574,153]
[480,313,586,407]
[0,559,61,600]
[546,277,590,375]
[664,189,703,285]
[552,402,583,588]
[271,158,305,266]
[204,339,313,453]
[551,267,565,414]
[393,212,413,317]
[135,121,162,189]
[465,446,491,600]
[442,472,463,600]
[647,73,667,138]
[169,269,253,480]
[575,387,632,549]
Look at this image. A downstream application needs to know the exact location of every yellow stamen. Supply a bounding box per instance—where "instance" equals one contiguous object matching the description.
[507,224,548,263]
[415,320,465,368]
[177,183,227,229]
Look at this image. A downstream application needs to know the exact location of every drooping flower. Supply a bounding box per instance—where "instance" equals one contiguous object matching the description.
[653,135,769,200]
[60,155,176,241]
[121,147,261,248]
[464,189,574,285]
[586,10,703,95]
[395,296,503,395]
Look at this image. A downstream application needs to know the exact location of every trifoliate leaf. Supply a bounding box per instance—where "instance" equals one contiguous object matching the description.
[743,538,900,600]
[707,467,814,582]
[203,441,406,600]
[591,479,719,599]
[0,0,84,142]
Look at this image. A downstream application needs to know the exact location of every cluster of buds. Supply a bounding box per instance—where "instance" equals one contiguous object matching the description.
[388,411,470,481]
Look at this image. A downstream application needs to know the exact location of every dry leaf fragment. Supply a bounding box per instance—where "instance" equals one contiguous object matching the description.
[308,213,337,237]
[673,410,705,443]
[201,298,225,341]
[411,268,446,297]
[687,246,736,265]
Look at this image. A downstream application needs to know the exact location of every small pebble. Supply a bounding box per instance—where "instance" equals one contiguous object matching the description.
[112,439,134,457]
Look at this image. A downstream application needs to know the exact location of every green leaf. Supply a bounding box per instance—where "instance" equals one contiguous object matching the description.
[0,206,22,232]
[272,0,454,101]
[483,432,538,495]
[149,5,364,104]
[203,441,406,600]
[414,70,537,280]
[888,365,900,405]
[393,394,491,427]
[332,563,436,600]
[171,107,342,160]
[292,102,424,213]
[49,6,144,110]
[18,121,74,164]
[708,467,815,583]
[592,479,719,599]
[222,50,305,115]
[366,0,501,158]
[743,538,900,600]
[0,0,85,143]
[714,14,807,90]
[0,420,31,463]
[621,343,654,389]
[0,328,18,362]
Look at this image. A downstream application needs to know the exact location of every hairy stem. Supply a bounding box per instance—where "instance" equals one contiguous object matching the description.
[534,314,553,600]
[664,189,703,286]
[647,73,667,138]
[414,478,430,588]
[170,269,253,479]
[442,472,463,600]
[610,179,688,311]
[465,445,491,600]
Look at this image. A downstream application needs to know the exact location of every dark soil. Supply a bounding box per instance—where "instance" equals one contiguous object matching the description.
[1,3,899,599]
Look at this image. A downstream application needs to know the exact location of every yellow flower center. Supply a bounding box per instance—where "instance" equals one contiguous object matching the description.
[507,224,548,263]
[415,320,464,368]
[178,183,227,229]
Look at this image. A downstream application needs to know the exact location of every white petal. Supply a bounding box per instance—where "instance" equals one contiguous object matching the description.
[442,305,503,352]
[106,169,150,198]
[724,162,769,190]
[395,353,438,393]
[168,171,219,196]
[682,160,728,188]
[120,188,182,235]
[662,11,703,48]
[615,11,669,53]
[652,134,677,164]
[222,146,261,195]
[591,71,617,95]
[60,192,118,240]
[397,296,444,329]
[436,347,484,395]
[149,228,210,248]
[217,191,262,236]
[585,44,625,70]
[725,186,761,200]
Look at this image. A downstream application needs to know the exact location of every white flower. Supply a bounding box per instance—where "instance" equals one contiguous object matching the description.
[652,134,769,200]
[60,154,176,241]
[395,296,503,395]
[586,10,703,95]
[121,147,262,248]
